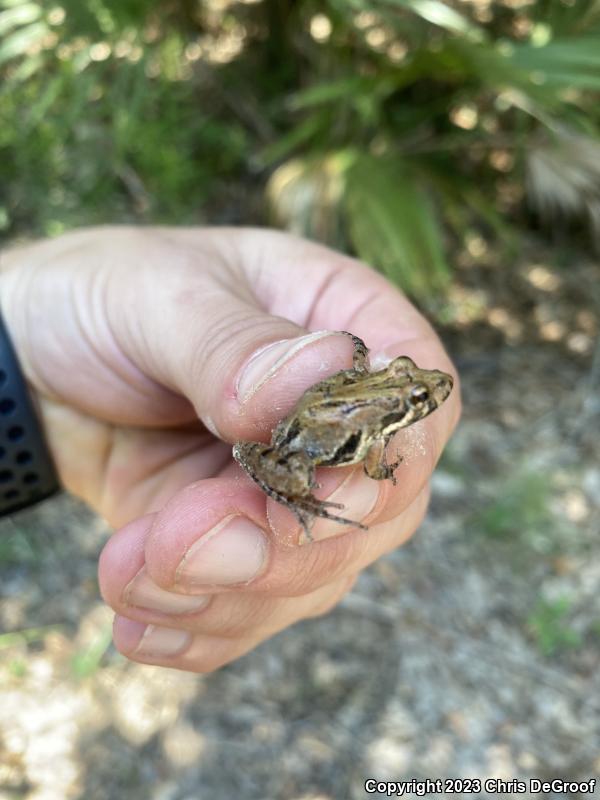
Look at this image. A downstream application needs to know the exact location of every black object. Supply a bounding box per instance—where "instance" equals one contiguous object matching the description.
[0,311,60,516]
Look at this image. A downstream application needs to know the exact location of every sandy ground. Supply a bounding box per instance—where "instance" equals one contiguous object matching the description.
[1,243,599,800]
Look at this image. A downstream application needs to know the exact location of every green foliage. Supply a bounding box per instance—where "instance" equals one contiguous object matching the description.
[345,153,449,292]
[7,658,28,678]
[0,0,248,235]
[2,0,600,295]
[70,623,113,678]
[528,597,582,656]
[0,625,63,649]
[0,526,41,564]
[474,470,552,541]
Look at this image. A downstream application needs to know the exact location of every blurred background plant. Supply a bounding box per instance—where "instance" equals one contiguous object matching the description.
[2,0,600,297]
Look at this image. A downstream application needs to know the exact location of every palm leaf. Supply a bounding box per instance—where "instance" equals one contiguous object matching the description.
[289,75,398,110]
[344,154,449,297]
[0,20,47,65]
[0,2,40,36]
[510,37,600,90]
[338,0,483,38]
[382,0,484,39]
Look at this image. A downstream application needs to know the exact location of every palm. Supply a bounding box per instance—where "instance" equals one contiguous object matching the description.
[41,395,232,527]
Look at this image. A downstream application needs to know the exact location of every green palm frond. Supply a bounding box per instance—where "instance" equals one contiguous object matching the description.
[510,36,600,90]
[345,155,449,297]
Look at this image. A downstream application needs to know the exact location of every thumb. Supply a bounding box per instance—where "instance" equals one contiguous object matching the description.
[0,228,358,442]
[118,300,358,442]
[98,230,359,441]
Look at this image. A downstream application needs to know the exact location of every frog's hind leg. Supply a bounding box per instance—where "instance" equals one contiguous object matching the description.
[291,495,369,541]
[266,492,366,543]
[293,508,316,543]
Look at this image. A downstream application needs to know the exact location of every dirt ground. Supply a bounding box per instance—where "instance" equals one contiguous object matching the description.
[1,237,599,800]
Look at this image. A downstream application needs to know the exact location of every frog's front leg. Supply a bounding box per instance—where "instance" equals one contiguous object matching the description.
[340,331,370,373]
[363,437,402,486]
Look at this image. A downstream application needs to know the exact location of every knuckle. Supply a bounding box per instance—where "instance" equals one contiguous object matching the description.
[196,595,273,639]
[306,576,356,620]
[282,534,368,595]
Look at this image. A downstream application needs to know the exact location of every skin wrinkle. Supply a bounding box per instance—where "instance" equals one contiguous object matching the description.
[20,259,113,410]
[117,255,185,389]
[162,227,247,295]
[164,228,256,321]
[71,267,136,506]
[97,419,118,520]
[210,240,254,305]
[333,287,384,339]
[193,309,300,398]
[243,233,290,312]
[10,238,74,389]
[237,230,320,322]
[98,258,196,421]
[77,264,122,388]
[101,265,187,418]
[136,433,225,490]
[309,263,438,348]
[69,263,156,420]
[301,263,350,331]
[26,240,112,397]
[201,578,360,670]
[39,400,100,499]
[299,255,390,338]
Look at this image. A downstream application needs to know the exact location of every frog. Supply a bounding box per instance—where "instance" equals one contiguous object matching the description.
[233,332,453,541]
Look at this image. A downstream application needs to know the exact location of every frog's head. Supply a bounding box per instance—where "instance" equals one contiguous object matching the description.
[406,370,453,419]
[387,356,454,426]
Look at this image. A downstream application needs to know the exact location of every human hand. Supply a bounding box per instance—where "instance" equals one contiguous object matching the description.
[0,226,460,671]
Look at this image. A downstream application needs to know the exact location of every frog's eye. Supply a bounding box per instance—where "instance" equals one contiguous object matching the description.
[409,386,430,406]
[390,356,416,375]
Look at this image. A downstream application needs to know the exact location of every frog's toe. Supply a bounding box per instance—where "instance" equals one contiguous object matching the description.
[296,511,315,542]
[318,498,345,509]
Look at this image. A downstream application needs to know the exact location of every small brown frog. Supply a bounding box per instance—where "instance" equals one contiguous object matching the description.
[233,332,453,541]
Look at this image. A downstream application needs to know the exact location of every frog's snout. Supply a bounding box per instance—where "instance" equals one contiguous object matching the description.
[433,371,454,404]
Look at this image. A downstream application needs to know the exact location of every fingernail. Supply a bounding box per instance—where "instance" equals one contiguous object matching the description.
[134,625,191,658]
[175,516,268,587]
[314,469,380,541]
[124,568,211,615]
[236,330,337,402]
